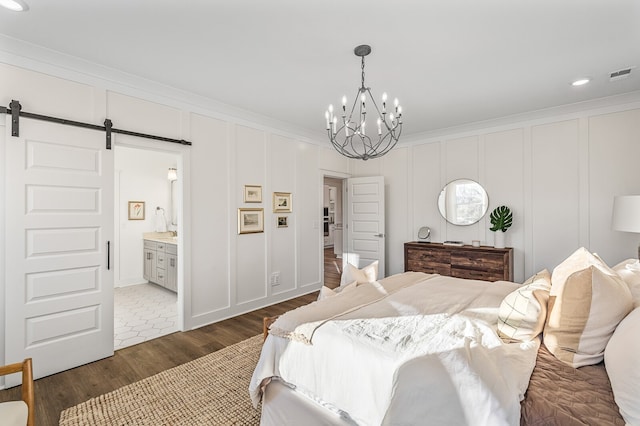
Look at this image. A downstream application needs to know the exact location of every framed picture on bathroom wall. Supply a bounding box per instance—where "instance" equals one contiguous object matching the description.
[128,201,145,220]
[244,185,263,203]
[238,208,264,234]
[277,216,288,228]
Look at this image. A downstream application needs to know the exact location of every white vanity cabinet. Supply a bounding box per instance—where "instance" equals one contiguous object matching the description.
[143,239,177,292]
[143,240,158,282]
[165,243,178,292]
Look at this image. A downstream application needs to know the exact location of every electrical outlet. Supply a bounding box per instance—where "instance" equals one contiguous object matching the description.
[270,272,281,286]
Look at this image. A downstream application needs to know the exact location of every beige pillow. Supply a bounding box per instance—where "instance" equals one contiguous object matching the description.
[550,247,604,289]
[340,260,378,287]
[497,270,551,342]
[317,280,357,301]
[317,286,336,301]
[613,259,640,307]
[544,248,633,367]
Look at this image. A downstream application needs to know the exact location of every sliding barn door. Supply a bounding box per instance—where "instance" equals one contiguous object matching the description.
[4,117,114,383]
[346,176,386,278]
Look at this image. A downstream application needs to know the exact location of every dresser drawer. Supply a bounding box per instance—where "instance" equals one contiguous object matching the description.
[407,248,450,264]
[406,259,451,275]
[451,267,504,282]
[451,251,505,272]
[406,248,451,275]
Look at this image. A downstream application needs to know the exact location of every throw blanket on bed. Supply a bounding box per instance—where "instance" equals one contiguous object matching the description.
[269,271,434,343]
[250,273,540,426]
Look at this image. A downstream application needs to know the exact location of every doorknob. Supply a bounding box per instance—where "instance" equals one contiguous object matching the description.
[374,233,385,237]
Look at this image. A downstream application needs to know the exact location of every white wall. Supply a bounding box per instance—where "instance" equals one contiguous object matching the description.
[115,146,177,287]
[352,105,640,282]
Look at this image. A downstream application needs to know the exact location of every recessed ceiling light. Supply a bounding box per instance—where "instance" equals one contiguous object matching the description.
[571,78,591,87]
[0,0,29,12]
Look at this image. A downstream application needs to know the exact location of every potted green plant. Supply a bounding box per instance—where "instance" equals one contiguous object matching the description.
[489,205,512,248]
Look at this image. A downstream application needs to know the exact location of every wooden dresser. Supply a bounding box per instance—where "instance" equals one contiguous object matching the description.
[404,242,513,282]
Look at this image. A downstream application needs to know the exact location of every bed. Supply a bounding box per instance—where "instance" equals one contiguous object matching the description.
[249,250,638,426]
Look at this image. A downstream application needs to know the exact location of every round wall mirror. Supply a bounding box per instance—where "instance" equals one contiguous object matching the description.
[437,179,489,225]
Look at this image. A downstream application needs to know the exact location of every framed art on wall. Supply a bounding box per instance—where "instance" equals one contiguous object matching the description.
[244,185,263,203]
[128,201,145,220]
[273,192,292,213]
[277,216,288,228]
[238,208,264,234]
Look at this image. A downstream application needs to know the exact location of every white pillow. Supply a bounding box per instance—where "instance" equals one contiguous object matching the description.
[613,259,640,307]
[317,280,357,301]
[544,247,633,367]
[497,269,551,342]
[605,307,640,426]
[317,286,336,301]
[340,260,378,287]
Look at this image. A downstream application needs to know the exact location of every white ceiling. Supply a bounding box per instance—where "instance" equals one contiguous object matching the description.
[1,0,639,140]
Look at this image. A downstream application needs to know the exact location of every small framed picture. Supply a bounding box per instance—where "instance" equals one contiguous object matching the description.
[277,216,288,228]
[238,208,264,234]
[273,192,292,213]
[244,185,262,203]
[128,201,145,220]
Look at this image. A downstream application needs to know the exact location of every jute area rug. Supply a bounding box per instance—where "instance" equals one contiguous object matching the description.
[60,335,263,425]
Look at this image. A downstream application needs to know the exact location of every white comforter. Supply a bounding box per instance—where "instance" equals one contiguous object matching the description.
[250,273,540,426]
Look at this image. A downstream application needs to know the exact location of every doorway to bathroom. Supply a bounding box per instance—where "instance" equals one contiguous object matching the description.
[113,146,181,350]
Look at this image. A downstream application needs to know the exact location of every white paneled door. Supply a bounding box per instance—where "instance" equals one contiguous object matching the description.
[4,118,114,384]
[346,176,385,278]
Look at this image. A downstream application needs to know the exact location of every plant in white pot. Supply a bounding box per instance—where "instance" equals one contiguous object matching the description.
[489,205,512,248]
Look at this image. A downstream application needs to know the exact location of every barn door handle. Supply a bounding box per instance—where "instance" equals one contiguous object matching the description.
[107,241,111,270]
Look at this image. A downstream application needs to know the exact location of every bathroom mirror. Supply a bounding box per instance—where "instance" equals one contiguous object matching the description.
[437,179,488,225]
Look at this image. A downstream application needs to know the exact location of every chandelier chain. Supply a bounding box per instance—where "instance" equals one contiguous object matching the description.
[361,56,366,90]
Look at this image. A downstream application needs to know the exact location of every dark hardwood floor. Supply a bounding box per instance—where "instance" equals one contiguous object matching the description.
[324,246,341,289]
[0,250,340,426]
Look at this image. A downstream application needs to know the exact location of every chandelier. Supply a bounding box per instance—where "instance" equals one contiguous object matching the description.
[325,45,403,161]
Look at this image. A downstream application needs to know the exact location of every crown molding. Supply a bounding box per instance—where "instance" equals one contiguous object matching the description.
[400,90,640,145]
[0,34,326,146]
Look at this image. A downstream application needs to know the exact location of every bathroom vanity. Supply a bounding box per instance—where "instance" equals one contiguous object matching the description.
[143,233,178,292]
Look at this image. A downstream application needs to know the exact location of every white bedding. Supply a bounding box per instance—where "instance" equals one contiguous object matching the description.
[250,273,540,426]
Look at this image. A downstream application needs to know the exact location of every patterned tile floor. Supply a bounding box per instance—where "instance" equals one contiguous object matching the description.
[114,283,178,351]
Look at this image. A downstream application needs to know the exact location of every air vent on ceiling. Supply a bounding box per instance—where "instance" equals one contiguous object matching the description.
[610,67,634,82]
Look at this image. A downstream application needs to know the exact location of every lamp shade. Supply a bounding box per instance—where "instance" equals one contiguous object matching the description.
[612,195,640,233]
[167,168,177,181]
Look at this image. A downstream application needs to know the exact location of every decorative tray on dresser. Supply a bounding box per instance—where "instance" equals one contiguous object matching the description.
[404,242,513,282]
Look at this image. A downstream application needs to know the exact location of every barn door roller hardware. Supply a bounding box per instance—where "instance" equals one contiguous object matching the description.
[1,100,192,149]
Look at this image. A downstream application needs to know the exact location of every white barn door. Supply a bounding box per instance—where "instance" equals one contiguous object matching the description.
[4,118,114,382]
[346,176,385,278]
